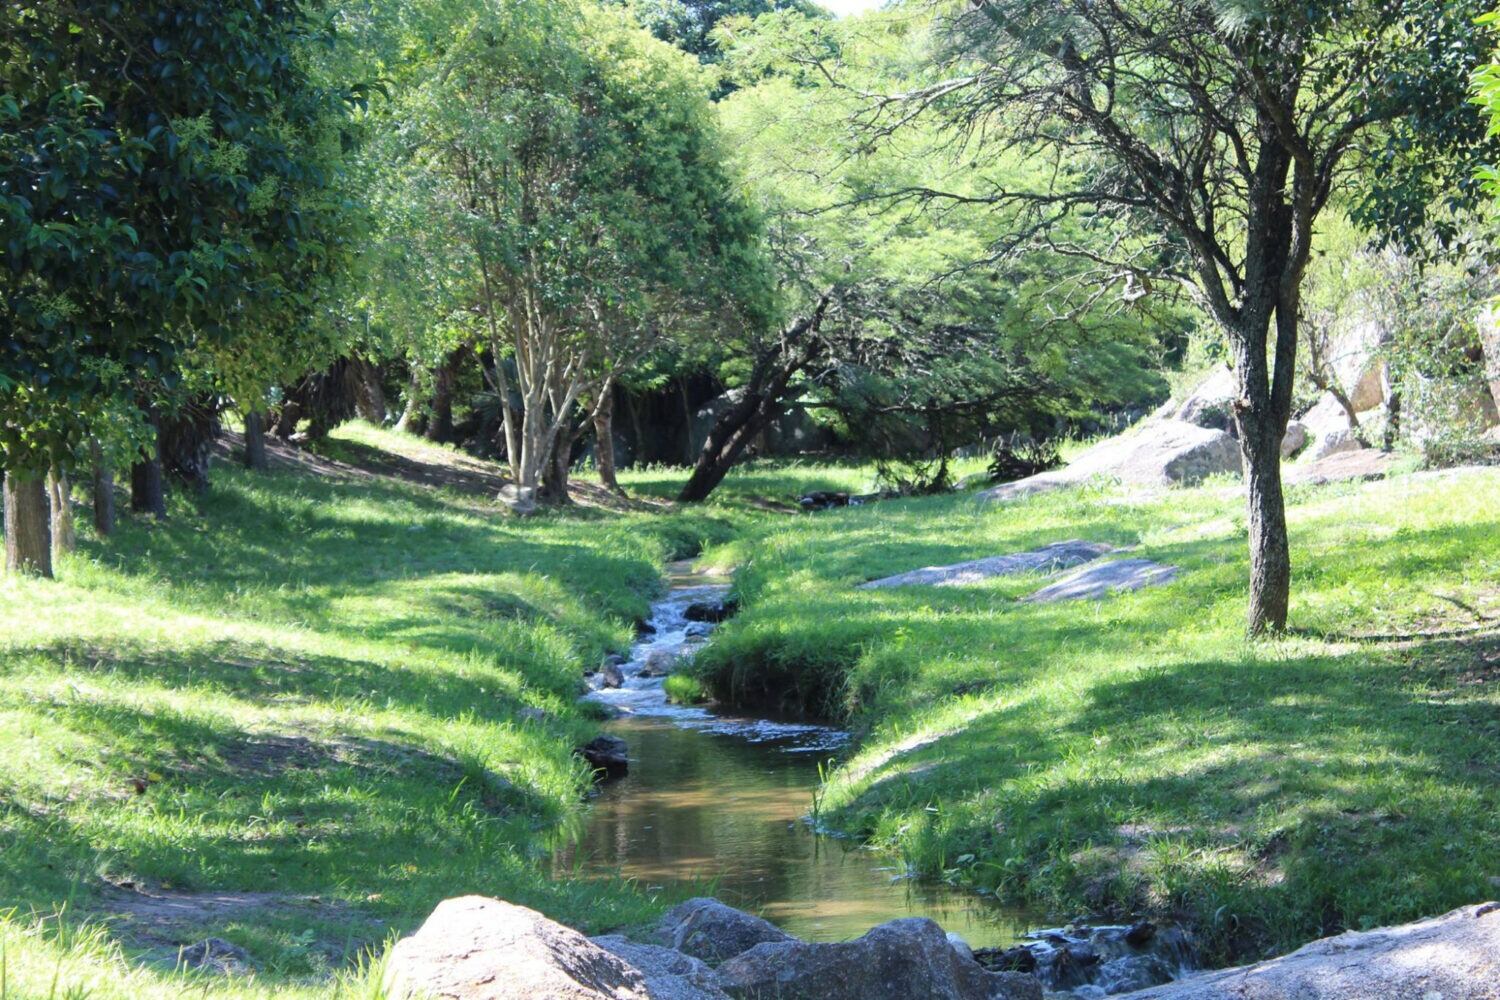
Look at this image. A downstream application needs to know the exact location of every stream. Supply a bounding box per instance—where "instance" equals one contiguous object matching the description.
[552,562,1037,949]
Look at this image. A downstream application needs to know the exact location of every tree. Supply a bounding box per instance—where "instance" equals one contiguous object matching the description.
[622,0,826,63]
[861,0,1497,633]
[1,0,357,554]
[674,6,1177,502]
[394,0,770,499]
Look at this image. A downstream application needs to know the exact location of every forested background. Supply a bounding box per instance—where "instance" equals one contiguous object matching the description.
[5,0,1500,624]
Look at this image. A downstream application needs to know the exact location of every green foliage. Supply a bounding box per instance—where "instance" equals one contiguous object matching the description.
[694,468,1500,961]
[0,423,751,994]
[0,0,359,472]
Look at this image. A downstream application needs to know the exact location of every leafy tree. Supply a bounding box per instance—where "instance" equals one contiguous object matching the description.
[622,0,827,62]
[852,0,1499,633]
[391,0,771,500]
[675,6,1176,502]
[1,0,356,570]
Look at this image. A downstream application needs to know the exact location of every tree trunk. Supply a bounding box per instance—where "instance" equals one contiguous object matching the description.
[91,444,115,537]
[4,471,52,577]
[48,466,74,558]
[541,431,575,505]
[131,408,167,520]
[244,410,269,471]
[593,389,622,494]
[353,358,387,424]
[425,348,465,443]
[273,400,302,440]
[159,396,219,494]
[1241,428,1291,635]
[395,366,425,436]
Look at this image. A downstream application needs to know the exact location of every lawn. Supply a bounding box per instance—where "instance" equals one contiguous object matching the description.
[0,424,744,998]
[689,466,1500,963]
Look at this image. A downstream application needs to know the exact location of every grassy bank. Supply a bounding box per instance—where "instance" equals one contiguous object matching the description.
[691,468,1500,962]
[0,424,741,998]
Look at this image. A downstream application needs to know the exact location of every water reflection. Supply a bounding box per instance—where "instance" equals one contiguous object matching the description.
[553,566,1035,947]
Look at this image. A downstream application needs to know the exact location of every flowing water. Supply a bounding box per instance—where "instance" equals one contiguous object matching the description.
[553,563,1036,948]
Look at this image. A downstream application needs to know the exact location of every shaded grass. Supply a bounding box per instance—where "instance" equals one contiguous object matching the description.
[689,467,1500,962]
[0,423,745,997]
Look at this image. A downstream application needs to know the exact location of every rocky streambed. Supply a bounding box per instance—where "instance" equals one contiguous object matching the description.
[554,562,1198,996]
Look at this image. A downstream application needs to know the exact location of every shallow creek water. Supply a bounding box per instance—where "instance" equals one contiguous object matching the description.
[553,563,1036,948]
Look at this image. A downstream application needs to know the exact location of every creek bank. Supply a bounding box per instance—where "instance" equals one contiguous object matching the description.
[383,895,1500,1000]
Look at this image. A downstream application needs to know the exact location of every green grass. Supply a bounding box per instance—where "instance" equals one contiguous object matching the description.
[689,467,1500,962]
[0,423,745,997]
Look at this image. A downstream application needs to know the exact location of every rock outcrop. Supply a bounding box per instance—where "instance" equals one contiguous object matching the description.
[858,540,1115,590]
[1117,902,1500,1000]
[981,420,1241,502]
[1022,559,1179,604]
[384,896,727,1000]
[649,898,795,965]
[714,917,1042,1000]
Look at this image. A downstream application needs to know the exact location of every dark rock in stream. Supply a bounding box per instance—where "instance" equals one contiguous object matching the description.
[638,649,678,678]
[650,898,796,966]
[684,597,738,623]
[578,735,629,776]
[977,922,1193,997]
[714,917,1041,1000]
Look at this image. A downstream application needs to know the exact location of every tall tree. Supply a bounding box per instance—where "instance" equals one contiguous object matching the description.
[1,0,356,552]
[852,0,1496,633]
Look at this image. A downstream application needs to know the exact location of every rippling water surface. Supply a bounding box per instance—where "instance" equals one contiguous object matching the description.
[553,563,1035,947]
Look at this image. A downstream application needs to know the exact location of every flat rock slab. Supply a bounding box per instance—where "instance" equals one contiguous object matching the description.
[1285,447,1396,486]
[1118,902,1500,1000]
[1022,559,1179,603]
[859,540,1115,590]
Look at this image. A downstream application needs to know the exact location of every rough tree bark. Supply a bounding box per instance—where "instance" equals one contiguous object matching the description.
[91,443,115,537]
[243,410,269,472]
[353,358,387,424]
[593,388,622,494]
[159,397,220,494]
[4,471,52,577]
[425,348,466,444]
[678,296,833,504]
[131,407,167,520]
[395,366,425,436]
[48,466,74,558]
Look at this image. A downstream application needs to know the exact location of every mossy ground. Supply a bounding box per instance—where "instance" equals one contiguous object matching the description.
[690,466,1500,962]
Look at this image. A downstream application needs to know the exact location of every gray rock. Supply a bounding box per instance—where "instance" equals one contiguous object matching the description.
[859,540,1114,590]
[1123,422,1241,486]
[1173,367,1236,431]
[1308,427,1365,461]
[579,735,629,776]
[385,895,726,1000]
[178,937,253,975]
[599,663,626,689]
[714,917,1042,1000]
[684,623,713,639]
[1284,448,1396,487]
[592,936,732,1000]
[1280,422,1309,459]
[497,484,538,517]
[639,649,678,678]
[650,898,795,966]
[980,420,1241,503]
[1022,559,1179,603]
[1116,902,1500,999]
[685,599,736,624]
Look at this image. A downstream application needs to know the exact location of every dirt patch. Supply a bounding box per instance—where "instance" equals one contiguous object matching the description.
[214,429,671,513]
[97,884,375,970]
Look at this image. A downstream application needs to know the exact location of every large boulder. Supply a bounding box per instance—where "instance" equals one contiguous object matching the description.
[1172,367,1237,430]
[1307,427,1366,461]
[592,937,732,1000]
[1116,421,1242,486]
[1117,902,1500,999]
[384,896,727,1000]
[649,898,795,965]
[713,917,1042,1000]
